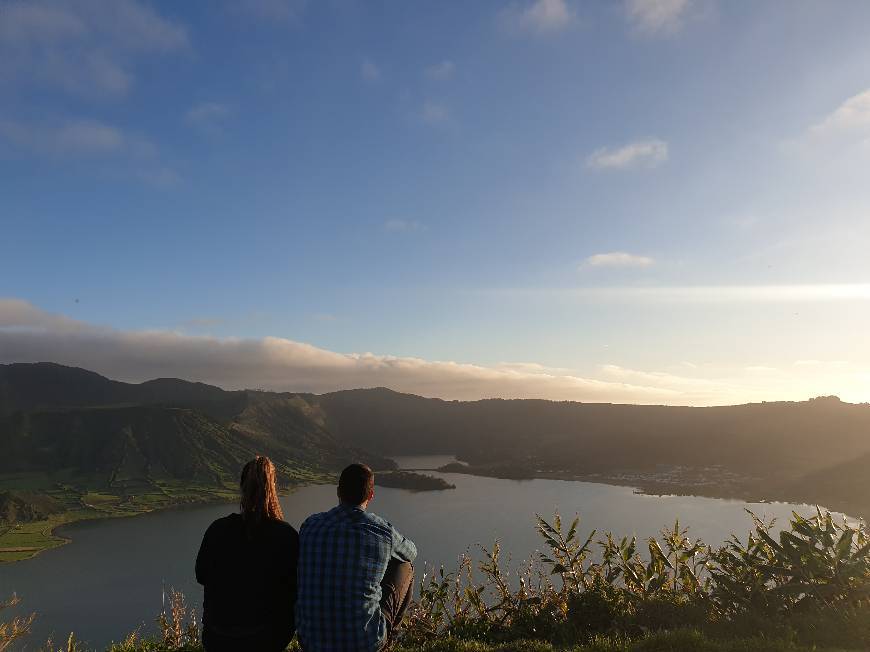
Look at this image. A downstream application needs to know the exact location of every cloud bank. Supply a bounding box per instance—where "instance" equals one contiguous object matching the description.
[0,299,692,404]
[3,299,865,406]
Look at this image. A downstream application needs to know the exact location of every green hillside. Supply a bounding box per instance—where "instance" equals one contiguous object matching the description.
[3,362,870,562]
[0,363,393,562]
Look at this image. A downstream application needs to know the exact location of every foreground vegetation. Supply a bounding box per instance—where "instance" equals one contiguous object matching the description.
[3,508,869,651]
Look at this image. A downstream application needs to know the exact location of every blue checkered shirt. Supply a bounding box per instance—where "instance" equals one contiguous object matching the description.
[296,504,417,652]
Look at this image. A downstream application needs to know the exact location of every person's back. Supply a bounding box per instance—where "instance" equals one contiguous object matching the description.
[196,456,299,652]
[297,464,417,652]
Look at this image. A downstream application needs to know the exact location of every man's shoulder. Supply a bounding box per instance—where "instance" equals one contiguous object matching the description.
[357,510,397,541]
[361,510,391,528]
[300,509,331,532]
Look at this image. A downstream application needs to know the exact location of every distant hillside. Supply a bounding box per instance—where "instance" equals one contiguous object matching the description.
[0,362,247,420]
[3,363,869,522]
[0,491,63,524]
[0,363,393,492]
[311,388,870,518]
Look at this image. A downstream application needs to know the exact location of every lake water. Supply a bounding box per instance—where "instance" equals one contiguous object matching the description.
[0,457,846,650]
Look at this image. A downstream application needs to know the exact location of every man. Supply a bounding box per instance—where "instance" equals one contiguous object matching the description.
[297,463,417,651]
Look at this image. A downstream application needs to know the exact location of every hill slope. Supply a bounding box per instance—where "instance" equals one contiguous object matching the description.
[311,389,870,518]
[0,363,393,506]
[3,363,869,523]
[0,363,397,561]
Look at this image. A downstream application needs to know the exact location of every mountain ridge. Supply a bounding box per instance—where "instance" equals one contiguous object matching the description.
[2,362,869,526]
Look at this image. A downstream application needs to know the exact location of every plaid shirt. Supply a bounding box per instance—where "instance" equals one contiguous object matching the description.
[296,504,417,652]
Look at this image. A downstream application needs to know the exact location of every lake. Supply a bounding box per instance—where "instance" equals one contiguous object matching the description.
[0,457,846,650]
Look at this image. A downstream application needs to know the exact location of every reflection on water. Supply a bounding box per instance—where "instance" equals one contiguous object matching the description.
[0,458,844,649]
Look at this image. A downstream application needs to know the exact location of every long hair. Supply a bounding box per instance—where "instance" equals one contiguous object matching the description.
[239,456,284,530]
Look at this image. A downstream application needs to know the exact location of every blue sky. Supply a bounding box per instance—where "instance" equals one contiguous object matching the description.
[2,0,870,404]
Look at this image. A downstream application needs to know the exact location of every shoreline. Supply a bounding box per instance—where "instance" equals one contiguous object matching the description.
[4,464,866,565]
[0,479,332,565]
[434,465,869,523]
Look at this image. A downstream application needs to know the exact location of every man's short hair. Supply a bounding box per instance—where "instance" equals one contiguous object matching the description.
[338,463,374,505]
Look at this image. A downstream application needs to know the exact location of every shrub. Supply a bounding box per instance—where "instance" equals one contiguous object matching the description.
[1,594,34,652]
[403,509,870,649]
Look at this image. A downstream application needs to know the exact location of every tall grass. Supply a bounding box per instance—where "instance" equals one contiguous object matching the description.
[404,509,870,649]
[0,594,33,652]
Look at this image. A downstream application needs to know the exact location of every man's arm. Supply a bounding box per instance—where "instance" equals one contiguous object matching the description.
[390,525,417,563]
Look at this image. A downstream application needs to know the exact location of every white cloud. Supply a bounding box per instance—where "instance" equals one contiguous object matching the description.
[0,299,685,404]
[138,166,182,188]
[495,284,870,304]
[793,360,850,371]
[587,139,668,169]
[186,102,232,134]
[421,100,450,125]
[0,0,188,98]
[809,89,870,139]
[584,252,655,268]
[383,219,426,233]
[499,0,575,36]
[0,117,139,157]
[360,58,381,82]
[626,0,692,35]
[425,60,455,81]
[236,0,307,22]
[0,116,177,185]
[56,120,126,154]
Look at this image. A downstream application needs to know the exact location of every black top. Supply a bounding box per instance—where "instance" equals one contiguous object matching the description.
[195,513,299,640]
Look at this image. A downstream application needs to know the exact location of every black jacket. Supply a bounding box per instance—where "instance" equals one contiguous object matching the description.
[195,513,299,642]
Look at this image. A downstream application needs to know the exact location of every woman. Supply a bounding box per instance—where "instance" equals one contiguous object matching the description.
[195,456,298,652]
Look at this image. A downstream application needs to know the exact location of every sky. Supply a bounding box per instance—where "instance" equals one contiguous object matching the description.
[2,0,870,405]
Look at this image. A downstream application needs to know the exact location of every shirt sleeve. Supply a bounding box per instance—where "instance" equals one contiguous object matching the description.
[391,524,417,563]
